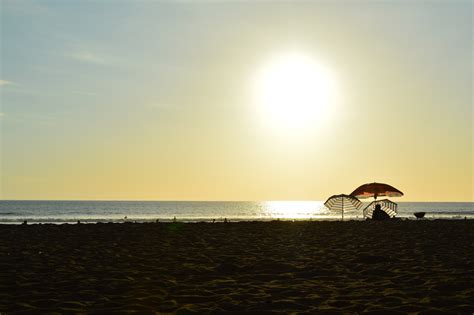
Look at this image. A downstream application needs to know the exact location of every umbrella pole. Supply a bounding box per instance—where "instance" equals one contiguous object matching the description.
[342,199,344,221]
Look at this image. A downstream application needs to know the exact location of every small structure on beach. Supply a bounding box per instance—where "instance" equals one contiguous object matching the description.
[414,212,426,219]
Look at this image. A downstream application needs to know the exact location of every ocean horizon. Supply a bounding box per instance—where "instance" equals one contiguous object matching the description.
[1,200,472,224]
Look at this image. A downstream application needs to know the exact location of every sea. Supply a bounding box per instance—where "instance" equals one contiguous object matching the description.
[0,200,473,224]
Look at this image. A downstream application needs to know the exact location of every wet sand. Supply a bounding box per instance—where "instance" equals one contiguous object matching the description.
[1,220,473,313]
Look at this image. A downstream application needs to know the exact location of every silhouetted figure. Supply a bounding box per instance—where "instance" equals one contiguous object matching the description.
[22,220,27,225]
[173,216,177,223]
[224,218,228,223]
[372,204,390,220]
[212,219,216,223]
[77,220,81,224]
[155,219,160,223]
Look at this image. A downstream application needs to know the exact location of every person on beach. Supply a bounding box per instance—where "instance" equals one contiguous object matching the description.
[372,204,390,220]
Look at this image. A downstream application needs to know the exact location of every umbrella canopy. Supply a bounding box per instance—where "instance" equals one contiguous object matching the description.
[350,182,403,200]
[324,194,362,221]
[363,199,398,219]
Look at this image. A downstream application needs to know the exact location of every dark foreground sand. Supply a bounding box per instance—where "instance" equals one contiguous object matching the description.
[1,220,473,314]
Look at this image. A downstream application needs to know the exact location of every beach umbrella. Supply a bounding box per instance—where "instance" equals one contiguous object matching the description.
[363,199,398,219]
[350,182,403,200]
[324,194,362,221]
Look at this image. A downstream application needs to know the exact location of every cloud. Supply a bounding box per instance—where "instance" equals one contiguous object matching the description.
[70,51,106,64]
[0,80,13,86]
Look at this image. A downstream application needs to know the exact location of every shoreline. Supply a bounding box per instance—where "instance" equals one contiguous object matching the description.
[2,220,473,313]
[1,216,473,225]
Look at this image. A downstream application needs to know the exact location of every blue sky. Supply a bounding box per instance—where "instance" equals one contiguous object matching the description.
[1,0,472,200]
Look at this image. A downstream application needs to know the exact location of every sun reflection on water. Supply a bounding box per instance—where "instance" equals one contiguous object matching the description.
[262,201,329,219]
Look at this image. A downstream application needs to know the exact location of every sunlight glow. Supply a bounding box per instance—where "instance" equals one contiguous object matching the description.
[255,53,337,131]
[262,201,328,219]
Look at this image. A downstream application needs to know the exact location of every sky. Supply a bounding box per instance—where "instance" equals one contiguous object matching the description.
[0,0,472,201]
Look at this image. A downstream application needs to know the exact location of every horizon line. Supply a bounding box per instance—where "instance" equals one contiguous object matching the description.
[1,199,473,203]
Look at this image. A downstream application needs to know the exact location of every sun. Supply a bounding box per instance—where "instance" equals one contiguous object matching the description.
[254,53,337,131]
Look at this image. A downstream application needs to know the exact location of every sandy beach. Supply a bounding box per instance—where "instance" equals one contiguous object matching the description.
[1,220,473,313]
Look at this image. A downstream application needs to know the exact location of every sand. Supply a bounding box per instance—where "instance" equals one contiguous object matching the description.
[1,220,473,314]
